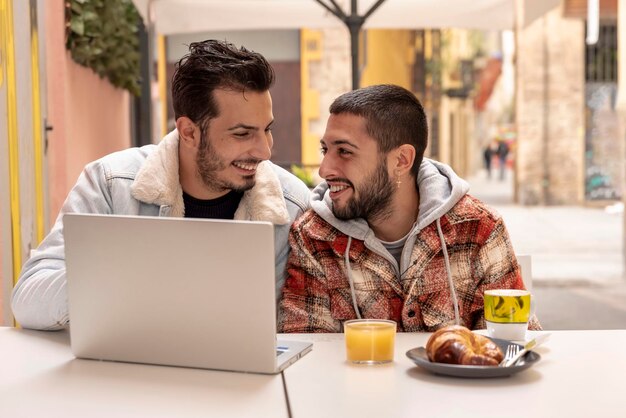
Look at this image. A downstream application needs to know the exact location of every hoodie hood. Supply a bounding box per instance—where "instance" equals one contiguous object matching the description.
[310,158,469,239]
[414,158,470,229]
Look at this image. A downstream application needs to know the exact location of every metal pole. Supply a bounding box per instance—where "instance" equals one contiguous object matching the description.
[134,17,153,146]
[133,0,154,146]
[315,0,387,90]
[348,18,362,90]
[347,0,363,90]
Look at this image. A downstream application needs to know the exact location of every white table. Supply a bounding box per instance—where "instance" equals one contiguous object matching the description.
[282,330,626,418]
[0,328,289,418]
[3,327,624,418]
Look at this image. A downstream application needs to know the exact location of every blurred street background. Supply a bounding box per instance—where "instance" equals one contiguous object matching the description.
[469,168,625,330]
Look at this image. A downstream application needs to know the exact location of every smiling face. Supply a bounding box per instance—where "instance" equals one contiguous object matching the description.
[194,88,274,196]
[319,113,394,222]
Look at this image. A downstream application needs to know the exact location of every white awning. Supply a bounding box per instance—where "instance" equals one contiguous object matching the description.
[132,0,561,35]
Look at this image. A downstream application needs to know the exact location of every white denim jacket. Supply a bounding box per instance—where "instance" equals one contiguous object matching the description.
[11,130,310,330]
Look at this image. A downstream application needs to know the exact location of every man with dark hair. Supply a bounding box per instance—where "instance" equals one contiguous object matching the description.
[13,40,310,330]
[279,84,539,333]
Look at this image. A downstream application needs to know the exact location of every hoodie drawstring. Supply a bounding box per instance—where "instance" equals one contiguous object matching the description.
[344,236,363,319]
[436,218,461,325]
[345,218,460,326]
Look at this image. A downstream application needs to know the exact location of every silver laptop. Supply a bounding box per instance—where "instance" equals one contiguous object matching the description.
[64,213,312,374]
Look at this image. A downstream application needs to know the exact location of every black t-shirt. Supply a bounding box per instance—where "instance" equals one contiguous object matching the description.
[183,190,243,219]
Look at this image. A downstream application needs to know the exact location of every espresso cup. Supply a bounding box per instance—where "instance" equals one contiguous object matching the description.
[484,289,533,341]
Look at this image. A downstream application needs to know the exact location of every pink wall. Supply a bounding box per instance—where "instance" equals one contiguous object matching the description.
[0,1,131,324]
[45,0,131,224]
[64,60,131,196]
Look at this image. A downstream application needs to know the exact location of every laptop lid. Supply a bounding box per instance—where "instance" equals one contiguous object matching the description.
[64,213,311,374]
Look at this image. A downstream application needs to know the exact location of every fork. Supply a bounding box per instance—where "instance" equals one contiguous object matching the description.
[499,344,519,366]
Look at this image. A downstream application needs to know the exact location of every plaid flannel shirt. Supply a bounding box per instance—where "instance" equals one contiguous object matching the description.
[279,194,541,333]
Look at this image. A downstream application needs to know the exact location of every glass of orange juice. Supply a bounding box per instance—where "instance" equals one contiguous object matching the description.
[344,319,397,364]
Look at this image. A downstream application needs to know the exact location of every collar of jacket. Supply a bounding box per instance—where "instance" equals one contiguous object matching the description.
[130,130,290,224]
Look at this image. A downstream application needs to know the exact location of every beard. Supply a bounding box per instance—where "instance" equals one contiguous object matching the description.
[331,159,394,222]
[196,135,257,194]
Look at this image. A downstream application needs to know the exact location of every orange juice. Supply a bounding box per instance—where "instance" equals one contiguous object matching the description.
[344,320,396,364]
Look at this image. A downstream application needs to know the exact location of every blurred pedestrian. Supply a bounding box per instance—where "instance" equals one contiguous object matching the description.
[483,140,496,179]
[496,140,509,181]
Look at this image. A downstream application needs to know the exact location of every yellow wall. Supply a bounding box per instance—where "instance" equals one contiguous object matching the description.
[299,29,414,173]
[300,28,478,179]
[1,0,20,324]
[360,30,414,89]
[357,29,477,178]
[300,29,322,167]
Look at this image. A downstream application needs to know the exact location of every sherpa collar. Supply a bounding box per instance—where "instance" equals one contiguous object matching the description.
[131,130,290,224]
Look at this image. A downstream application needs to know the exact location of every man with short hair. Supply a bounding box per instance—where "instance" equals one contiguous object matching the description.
[13,40,310,330]
[279,84,539,333]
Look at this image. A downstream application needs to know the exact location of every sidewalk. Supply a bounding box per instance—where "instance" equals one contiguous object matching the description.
[466,169,624,285]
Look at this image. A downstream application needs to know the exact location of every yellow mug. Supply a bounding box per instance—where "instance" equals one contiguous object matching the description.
[484,289,532,340]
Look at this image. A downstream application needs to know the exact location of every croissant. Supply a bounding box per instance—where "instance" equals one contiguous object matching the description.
[426,325,504,366]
